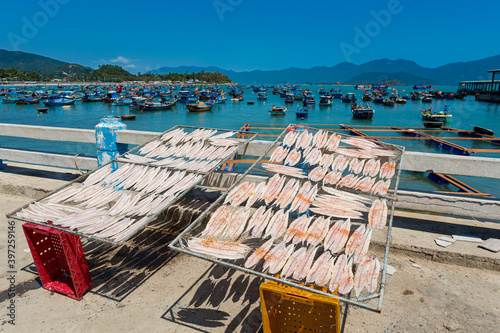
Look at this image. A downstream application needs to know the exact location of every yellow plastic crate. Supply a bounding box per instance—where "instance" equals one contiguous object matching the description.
[259,280,340,333]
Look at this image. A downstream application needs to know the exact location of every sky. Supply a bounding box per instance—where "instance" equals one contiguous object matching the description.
[1,0,499,74]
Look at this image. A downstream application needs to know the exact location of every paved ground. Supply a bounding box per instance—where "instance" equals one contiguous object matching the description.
[0,163,499,332]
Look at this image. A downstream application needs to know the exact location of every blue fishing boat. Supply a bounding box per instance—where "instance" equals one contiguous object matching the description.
[112,98,133,106]
[15,97,41,105]
[296,106,309,117]
[331,89,342,99]
[138,98,176,111]
[43,96,75,106]
[303,96,315,105]
[257,92,267,100]
[269,105,286,116]
[1,96,19,103]
[351,102,374,119]
[187,101,215,112]
[318,88,326,96]
[341,92,357,103]
[421,107,452,123]
[319,96,332,106]
[285,95,294,103]
[82,93,103,102]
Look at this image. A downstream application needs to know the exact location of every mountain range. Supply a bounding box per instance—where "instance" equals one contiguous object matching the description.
[0,49,92,78]
[152,56,500,85]
[0,49,497,85]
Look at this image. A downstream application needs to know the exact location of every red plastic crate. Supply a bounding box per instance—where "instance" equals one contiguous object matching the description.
[22,223,92,300]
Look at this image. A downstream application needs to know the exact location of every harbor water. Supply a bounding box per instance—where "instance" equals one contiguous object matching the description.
[1,84,499,197]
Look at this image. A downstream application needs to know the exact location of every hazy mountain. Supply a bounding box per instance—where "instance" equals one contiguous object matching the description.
[0,49,92,77]
[153,56,500,85]
[1,48,498,84]
[346,72,440,86]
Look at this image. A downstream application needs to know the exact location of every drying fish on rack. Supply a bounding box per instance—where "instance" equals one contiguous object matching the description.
[371,179,391,196]
[281,246,307,279]
[329,255,354,294]
[245,182,266,209]
[331,155,349,172]
[292,246,317,281]
[379,162,396,179]
[367,148,397,157]
[342,137,379,150]
[363,158,381,177]
[368,199,388,229]
[269,146,288,163]
[312,129,329,149]
[284,214,313,244]
[209,138,240,146]
[349,158,365,175]
[354,176,376,192]
[337,174,361,189]
[283,131,298,147]
[263,241,295,274]
[305,216,330,246]
[82,164,113,187]
[246,207,273,237]
[274,178,299,209]
[319,153,334,168]
[263,174,286,205]
[308,166,328,182]
[244,239,274,269]
[345,224,373,263]
[353,256,380,297]
[261,163,306,178]
[303,147,322,166]
[284,148,302,166]
[324,219,351,253]
[335,148,375,159]
[323,171,342,186]
[326,133,341,151]
[225,181,255,206]
[186,237,251,260]
[263,209,289,239]
[295,130,313,150]
[290,181,316,213]
[306,251,334,286]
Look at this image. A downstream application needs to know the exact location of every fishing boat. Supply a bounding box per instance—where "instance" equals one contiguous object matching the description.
[473,126,494,136]
[319,96,332,106]
[1,96,19,103]
[82,93,103,102]
[121,114,136,120]
[341,93,357,103]
[373,96,384,104]
[395,97,407,104]
[296,106,309,117]
[247,101,254,105]
[422,95,433,103]
[413,84,432,90]
[331,88,342,99]
[420,107,452,122]
[303,96,315,105]
[43,96,75,106]
[112,98,133,106]
[362,93,373,101]
[285,95,294,103]
[269,105,287,116]
[37,108,48,113]
[257,92,267,100]
[138,99,176,111]
[16,97,41,105]
[318,88,326,96]
[383,98,394,106]
[187,101,215,112]
[351,102,374,119]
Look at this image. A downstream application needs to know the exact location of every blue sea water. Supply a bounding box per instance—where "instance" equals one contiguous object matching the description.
[1,84,499,197]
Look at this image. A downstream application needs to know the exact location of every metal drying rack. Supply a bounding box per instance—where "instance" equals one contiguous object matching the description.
[7,125,259,246]
[169,124,405,312]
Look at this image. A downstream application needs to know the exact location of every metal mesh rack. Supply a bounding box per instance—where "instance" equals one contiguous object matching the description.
[7,125,258,246]
[169,124,404,312]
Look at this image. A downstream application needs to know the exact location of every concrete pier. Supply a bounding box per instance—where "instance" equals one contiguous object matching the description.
[0,161,499,331]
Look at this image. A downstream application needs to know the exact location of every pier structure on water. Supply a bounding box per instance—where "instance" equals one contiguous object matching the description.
[458,69,500,103]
